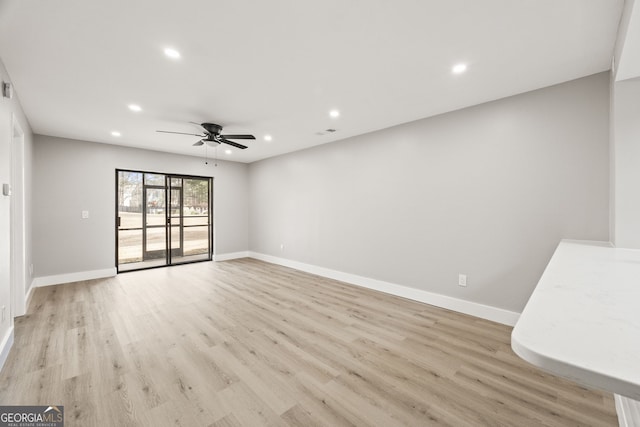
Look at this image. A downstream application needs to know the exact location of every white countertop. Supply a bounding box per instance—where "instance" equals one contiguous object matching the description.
[512,239,640,400]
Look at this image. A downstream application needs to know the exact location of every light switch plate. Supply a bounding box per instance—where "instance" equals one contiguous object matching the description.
[82,210,89,219]
[458,274,467,287]
[2,183,11,196]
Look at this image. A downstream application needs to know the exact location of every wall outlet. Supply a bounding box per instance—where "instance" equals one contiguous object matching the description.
[458,274,467,287]
[81,210,89,219]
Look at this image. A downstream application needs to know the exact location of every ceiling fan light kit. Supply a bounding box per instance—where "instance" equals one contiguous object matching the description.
[157,122,256,150]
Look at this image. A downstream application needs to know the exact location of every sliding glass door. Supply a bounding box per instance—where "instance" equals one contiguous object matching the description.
[168,176,211,264]
[116,169,212,272]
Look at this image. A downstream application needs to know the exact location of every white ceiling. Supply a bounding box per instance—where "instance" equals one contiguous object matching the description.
[0,0,624,163]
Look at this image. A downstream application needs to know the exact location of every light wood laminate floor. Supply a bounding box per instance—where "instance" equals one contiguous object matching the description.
[0,259,617,426]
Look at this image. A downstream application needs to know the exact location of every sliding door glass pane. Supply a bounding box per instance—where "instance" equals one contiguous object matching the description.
[184,226,209,256]
[118,230,142,264]
[171,226,181,250]
[145,227,166,256]
[183,179,209,217]
[181,178,210,259]
[118,171,143,227]
[145,188,165,226]
[117,171,143,268]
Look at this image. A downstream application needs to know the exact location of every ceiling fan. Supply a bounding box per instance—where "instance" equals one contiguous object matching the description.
[157,122,255,149]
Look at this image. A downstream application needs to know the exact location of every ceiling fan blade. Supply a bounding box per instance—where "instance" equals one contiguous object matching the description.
[220,138,248,149]
[157,130,205,137]
[221,134,255,140]
[193,141,204,146]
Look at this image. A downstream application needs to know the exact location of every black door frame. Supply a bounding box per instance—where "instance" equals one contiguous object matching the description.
[115,169,213,273]
[142,183,168,261]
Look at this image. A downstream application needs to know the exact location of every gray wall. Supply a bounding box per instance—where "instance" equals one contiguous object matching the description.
[33,136,249,277]
[612,77,640,248]
[248,73,610,313]
[0,56,34,345]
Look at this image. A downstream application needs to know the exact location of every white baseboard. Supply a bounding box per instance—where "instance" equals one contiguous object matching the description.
[248,252,520,326]
[215,251,250,262]
[0,326,14,373]
[32,267,117,288]
[616,394,640,427]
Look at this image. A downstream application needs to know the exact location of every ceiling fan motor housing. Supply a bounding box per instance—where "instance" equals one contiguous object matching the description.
[201,123,222,135]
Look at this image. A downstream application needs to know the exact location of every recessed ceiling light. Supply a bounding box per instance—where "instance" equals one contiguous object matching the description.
[452,63,467,74]
[164,47,181,59]
[264,134,273,142]
[128,104,142,112]
[111,131,121,137]
[329,109,340,118]
[225,149,232,155]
